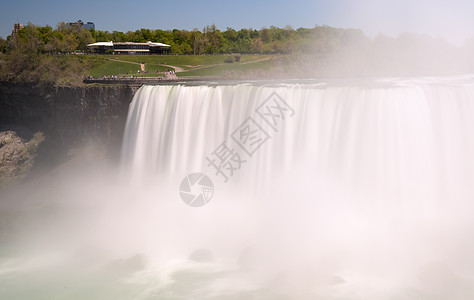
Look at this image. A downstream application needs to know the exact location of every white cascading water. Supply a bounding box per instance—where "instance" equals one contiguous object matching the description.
[4,77,474,299]
[117,77,474,298]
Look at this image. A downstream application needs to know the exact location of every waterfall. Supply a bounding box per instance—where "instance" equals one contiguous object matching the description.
[117,78,474,297]
[2,77,474,299]
[122,78,474,214]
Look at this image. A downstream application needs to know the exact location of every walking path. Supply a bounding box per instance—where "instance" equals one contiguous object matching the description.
[107,56,279,75]
[109,58,141,65]
[108,58,181,73]
[108,58,145,71]
[240,56,280,65]
[175,56,279,73]
[83,76,221,84]
[159,64,185,72]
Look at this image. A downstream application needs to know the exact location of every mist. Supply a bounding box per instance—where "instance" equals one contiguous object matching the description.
[2,2,474,298]
[3,81,474,298]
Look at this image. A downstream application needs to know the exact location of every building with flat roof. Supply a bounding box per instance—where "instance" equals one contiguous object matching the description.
[82,22,95,30]
[67,20,95,30]
[87,41,171,54]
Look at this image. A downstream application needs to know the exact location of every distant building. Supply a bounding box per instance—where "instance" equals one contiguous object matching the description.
[11,23,23,38]
[83,22,95,30]
[87,41,171,55]
[66,20,95,30]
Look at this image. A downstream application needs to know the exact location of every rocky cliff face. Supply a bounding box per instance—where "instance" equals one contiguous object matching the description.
[0,84,137,150]
[0,84,138,186]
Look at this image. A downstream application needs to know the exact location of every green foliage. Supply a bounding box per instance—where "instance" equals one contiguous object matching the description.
[0,23,102,85]
[83,24,370,55]
[0,37,6,53]
[2,22,473,84]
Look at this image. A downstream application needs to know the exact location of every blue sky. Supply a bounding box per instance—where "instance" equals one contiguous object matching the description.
[1,0,474,45]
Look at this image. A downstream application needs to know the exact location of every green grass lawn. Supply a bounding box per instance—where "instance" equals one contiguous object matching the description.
[88,60,170,77]
[178,58,281,77]
[87,54,280,78]
[88,61,140,77]
[106,55,274,69]
[109,55,228,70]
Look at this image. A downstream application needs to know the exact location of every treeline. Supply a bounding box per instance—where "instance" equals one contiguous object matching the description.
[1,22,94,54]
[1,22,474,85]
[0,23,371,55]
[3,22,473,59]
[89,24,358,54]
[89,25,474,75]
[0,23,372,85]
[0,22,99,86]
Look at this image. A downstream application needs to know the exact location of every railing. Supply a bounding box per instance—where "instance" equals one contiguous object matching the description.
[83,76,223,84]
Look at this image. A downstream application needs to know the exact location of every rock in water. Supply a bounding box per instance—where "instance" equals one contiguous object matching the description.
[0,129,44,188]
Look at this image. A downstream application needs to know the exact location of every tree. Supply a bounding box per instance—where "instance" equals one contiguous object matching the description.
[75,29,94,51]
[0,37,6,53]
[236,29,252,53]
[44,31,63,54]
[16,23,44,53]
[58,34,78,53]
[251,38,263,53]
[140,29,153,41]
[250,29,260,39]
[112,31,128,42]
[191,28,203,55]
[129,30,146,43]
[223,27,238,42]
[37,25,53,45]
[203,24,222,54]
[260,27,272,43]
